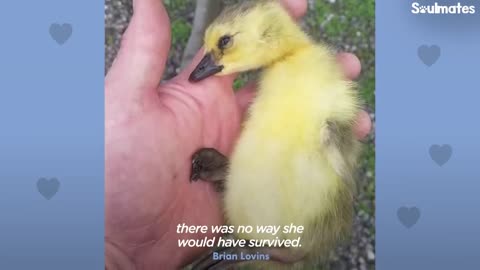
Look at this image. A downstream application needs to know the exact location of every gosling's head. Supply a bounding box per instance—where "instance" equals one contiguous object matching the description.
[189,0,308,82]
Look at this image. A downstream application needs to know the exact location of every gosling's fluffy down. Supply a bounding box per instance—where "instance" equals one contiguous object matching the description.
[203,0,362,268]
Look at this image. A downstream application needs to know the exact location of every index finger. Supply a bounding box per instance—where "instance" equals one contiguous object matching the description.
[337,53,362,80]
[281,0,308,19]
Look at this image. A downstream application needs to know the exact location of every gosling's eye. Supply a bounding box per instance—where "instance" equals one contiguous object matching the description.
[218,35,233,50]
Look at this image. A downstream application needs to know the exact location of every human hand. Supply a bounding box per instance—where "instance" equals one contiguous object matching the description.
[104,0,372,269]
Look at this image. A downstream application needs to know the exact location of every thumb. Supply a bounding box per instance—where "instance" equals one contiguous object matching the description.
[106,0,171,93]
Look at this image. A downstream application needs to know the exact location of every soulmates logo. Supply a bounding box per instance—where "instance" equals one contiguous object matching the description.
[411,2,476,14]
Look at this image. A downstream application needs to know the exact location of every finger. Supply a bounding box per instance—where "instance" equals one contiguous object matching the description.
[336,53,362,80]
[354,110,372,140]
[335,54,371,139]
[178,0,308,86]
[281,0,308,19]
[106,0,171,93]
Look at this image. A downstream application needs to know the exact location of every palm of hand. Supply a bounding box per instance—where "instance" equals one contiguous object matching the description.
[106,71,242,269]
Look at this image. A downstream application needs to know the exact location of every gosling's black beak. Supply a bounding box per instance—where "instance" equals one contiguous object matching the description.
[189,53,224,82]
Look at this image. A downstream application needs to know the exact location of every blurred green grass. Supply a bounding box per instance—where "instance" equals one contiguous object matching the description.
[171,19,192,45]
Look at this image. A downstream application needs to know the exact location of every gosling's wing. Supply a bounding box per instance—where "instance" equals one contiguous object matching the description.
[320,119,362,192]
[312,60,362,192]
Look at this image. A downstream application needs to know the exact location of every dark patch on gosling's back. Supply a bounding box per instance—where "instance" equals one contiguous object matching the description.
[323,119,361,192]
[261,24,274,39]
[324,120,353,151]
[214,0,273,23]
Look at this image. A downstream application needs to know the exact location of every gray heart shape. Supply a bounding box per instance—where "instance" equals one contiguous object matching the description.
[429,144,452,166]
[49,23,72,45]
[418,45,441,67]
[37,178,60,200]
[397,206,420,228]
